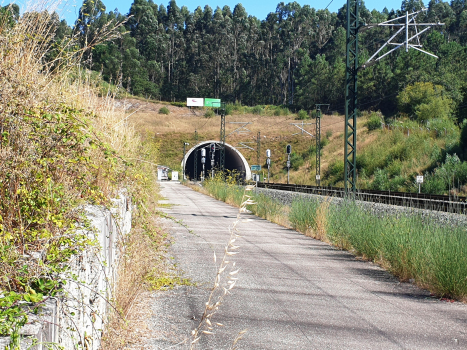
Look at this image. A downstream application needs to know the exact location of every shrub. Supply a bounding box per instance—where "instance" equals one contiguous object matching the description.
[366,113,382,131]
[252,105,263,115]
[397,82,453,122]
[170,101,185,107]
[225,104,234,115]
[159,106,170,115]
[290,152,304,171]
[327,161,344,177]
[326,130,333,138]
[204,109,215,118]
[297,109,308,120]
[320,138,329,148]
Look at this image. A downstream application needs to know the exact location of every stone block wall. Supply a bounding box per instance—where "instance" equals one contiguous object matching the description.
[0,192,132,350]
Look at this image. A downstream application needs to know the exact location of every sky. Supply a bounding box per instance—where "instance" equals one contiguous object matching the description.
[6,0,408,26]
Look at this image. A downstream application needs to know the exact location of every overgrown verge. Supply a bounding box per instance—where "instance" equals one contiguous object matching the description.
[0,6,166,348]
[197,178,467,301]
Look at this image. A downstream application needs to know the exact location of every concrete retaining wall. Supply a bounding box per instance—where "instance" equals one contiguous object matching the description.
[0,193,132,350]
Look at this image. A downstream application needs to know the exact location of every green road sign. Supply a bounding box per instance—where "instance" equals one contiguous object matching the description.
[204,98,221,107]
[251,165,261,171]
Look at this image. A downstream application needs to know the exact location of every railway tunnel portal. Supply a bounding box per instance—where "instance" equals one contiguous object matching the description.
[182,141,251,181]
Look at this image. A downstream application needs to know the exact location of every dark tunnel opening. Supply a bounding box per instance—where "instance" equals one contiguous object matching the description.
[184,142,250,181]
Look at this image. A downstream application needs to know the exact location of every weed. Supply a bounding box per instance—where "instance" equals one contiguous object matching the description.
[159,106,170,114]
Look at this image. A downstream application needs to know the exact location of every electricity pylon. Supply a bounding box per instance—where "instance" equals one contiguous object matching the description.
[219,102,226,172]
[344,2,443,193]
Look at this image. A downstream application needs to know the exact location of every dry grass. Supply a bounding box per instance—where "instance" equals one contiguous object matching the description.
[100,223,166,349]
[0,3,169,346]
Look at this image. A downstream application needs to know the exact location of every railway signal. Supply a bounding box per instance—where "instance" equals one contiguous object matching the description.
[286,144,291,184]
[266,149,271,183]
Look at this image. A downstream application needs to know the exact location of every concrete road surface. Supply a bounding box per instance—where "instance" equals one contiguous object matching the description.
[146,181,466,350]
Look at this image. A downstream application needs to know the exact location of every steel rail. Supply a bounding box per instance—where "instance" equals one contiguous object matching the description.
[256,182,467,214]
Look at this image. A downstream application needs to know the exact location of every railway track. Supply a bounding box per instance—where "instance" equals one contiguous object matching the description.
[256,182,467,214]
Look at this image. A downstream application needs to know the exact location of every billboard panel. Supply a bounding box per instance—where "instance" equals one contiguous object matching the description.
[187,98,204,107]
[204,98,221,107]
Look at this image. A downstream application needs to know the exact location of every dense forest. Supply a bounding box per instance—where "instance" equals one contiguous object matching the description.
[3,0,465,119]
[65,0,466,119]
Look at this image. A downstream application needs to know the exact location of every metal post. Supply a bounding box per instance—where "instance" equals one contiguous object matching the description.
[287,154,290,184]
[194,130,198,181]
[344,0,360,193]
[257,131,261,181]
[183,142,189,180]
[219,103,226,173]
[266,149,271,184]
[316,106,321,186]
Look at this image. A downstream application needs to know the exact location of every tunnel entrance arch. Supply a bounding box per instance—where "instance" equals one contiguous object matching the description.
[182,141,251,181]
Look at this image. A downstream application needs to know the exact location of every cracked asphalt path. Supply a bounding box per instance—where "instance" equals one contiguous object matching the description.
[146,181,466,350]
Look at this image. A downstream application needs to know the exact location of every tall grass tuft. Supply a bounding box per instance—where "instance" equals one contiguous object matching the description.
[326,200,467,299]
[200,181,467,301]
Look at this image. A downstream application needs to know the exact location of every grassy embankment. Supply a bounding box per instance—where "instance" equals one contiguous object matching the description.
[132,100,464,194]
[0,8,169,349]
[198,178,467,301]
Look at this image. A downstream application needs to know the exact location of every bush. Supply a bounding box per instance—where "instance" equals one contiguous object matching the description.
[252,105,263,115]
[170,101,185,107]
[204,109,215,118]
[397,82,453,122]
[366,113,382,131]
[290,152,304,171]
[326,130,333,138]
[225,104,234,115]
[327,160,344,177]
[297,109,309,120]
[159,106,170,115]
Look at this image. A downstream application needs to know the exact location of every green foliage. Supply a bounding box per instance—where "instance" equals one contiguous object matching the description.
[460,121,467,159]
[326,200,467,299]
[251,105,263,115]
[159,106,170,115]
[423,154,467,194]
[297,109,309,120]
[366,112,382,131]
[203,183,467,300]
[327,160,344,178]
[325,130,333,138]
[289,152,304,171]
[398,82,453,122]
[170,101,186,107]
[289,198,320,232]
[204,109,215,118]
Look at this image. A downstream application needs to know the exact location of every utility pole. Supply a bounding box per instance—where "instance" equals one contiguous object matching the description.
[183,142,189,180]
[219,102,226,173]
[286,144,291,184]
[194,130,198,181]
[210,143,216,179]
[257,131,261,181]
[343,2,443,193]
[266,149,271,183]
[344,0,360,193]
[257,132,261,166]
[315,104,329,186]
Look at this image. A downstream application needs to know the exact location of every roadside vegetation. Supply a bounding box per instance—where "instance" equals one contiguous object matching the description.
[0,5,167,348]
[198,178,467,301]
